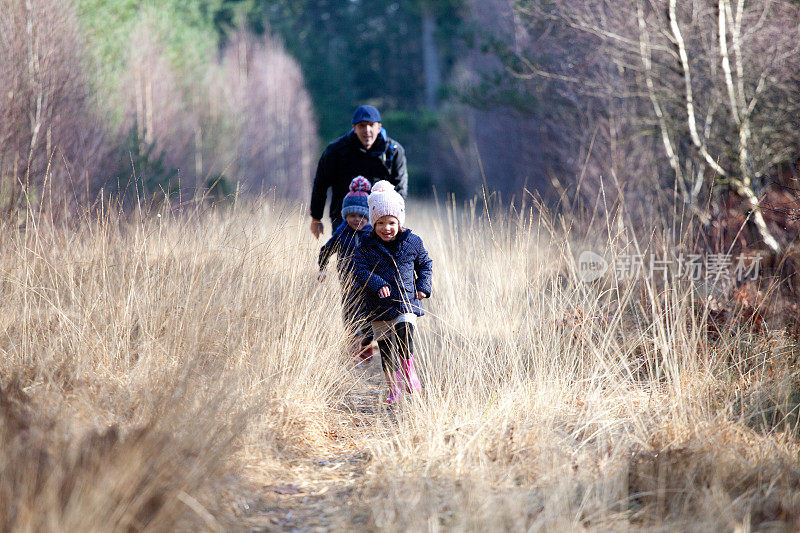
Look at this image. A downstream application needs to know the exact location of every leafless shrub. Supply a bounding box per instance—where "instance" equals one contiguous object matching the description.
[0,0,108,218]
[0,373,244,531]
[214,32,317,198]
[0,199,353,529]
[509,0,800,250]
[116,23,316,201]
[121,15,198,192]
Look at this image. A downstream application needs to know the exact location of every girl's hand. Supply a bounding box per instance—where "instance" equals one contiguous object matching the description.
[416,290,428,299]
[317,271,326,282]
[378,286,390,298]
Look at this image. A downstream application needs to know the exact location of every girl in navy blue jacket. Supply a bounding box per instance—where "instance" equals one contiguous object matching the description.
[318,177,374,360]
[352,181,433,403]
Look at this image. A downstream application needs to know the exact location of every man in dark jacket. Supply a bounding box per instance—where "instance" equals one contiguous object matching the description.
[309,105,408,238]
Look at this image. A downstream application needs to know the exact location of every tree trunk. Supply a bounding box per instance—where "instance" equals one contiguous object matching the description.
[422,6,440,109]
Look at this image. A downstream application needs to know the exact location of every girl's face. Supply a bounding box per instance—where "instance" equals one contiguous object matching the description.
[374,216,400,242]
[345,213,368,231]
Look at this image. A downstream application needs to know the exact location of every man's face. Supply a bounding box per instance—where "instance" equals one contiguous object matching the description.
[353,121,381,150]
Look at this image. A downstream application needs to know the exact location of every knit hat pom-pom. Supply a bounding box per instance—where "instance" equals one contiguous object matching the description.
[371,180,395,194]
[349,176,371,193]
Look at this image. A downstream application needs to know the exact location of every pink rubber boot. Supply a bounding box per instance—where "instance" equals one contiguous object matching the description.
[384,367,402,404]
[398,357,422,393]
[356,340,374,363]
[386,381,402,404]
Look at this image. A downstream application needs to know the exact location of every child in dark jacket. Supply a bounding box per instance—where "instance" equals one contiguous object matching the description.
[318,177,374,360]
[352,180,433,403]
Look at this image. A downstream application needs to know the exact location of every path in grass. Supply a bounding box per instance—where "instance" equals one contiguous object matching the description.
[235,358,389,531]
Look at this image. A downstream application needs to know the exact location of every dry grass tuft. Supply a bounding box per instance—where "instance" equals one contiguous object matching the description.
[2,197,800,530]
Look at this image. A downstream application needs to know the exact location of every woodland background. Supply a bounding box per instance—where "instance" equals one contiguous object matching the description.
[4,0,800,255]
[4,2,800,530]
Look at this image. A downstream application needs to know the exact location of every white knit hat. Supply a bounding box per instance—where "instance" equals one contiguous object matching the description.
[368,180,405,227]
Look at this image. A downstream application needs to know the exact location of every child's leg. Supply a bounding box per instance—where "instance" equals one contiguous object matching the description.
[378,335,399,376]
[355,325,374,362]
[395,321,421,392]
[343,316,372,362]
[373,322,401,402]
[395,321,414,359]
[360,326,374,356]
[343,289,374,361]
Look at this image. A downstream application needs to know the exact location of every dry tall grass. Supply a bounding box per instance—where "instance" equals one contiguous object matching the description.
[1,197,799,531]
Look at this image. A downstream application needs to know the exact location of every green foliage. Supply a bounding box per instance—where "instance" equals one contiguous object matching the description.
[382,109,439,134]
[205,174,234,202]
[258,0,468,141]
[206,0,267,42]
[74,0,138,108]
[457,30,545,116]
[459,76,542,116]
[381,109,440,196]
[115,127,179,200]
[72,0,473,198]
[75,0,220,115]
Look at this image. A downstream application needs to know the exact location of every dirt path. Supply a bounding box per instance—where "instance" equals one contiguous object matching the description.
[232,359,389,532]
